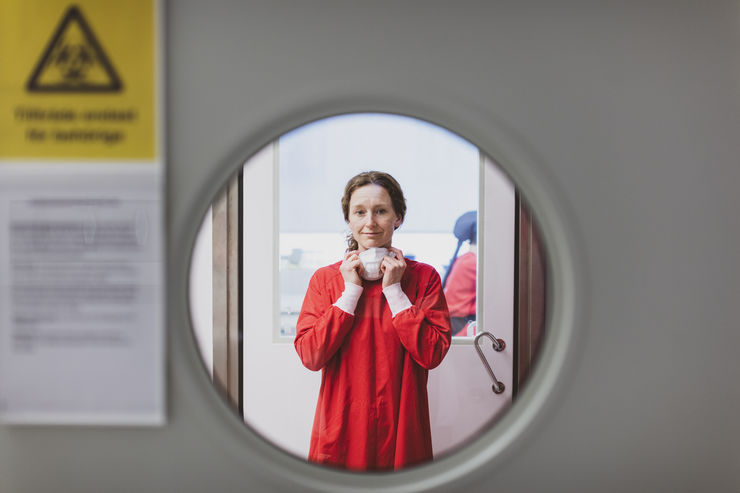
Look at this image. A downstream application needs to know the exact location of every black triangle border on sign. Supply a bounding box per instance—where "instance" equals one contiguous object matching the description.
[26,5,123,93]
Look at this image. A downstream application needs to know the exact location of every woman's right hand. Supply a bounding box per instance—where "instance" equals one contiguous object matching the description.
[339,250,363,286]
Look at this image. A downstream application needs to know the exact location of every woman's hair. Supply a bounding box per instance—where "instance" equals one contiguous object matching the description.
[341,171,407,251]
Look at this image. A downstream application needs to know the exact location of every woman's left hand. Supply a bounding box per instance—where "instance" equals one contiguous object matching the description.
[381,247,406,288]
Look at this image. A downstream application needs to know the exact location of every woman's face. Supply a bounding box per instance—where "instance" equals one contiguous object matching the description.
[347,184,402,252]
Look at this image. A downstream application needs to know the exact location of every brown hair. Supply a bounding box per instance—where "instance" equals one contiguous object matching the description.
[341,171,407,251]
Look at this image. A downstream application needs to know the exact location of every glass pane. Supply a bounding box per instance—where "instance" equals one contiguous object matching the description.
[187,112,548,472]
[278,113,479,338]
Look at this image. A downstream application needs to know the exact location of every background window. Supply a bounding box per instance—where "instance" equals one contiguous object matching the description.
[277,113,479,337]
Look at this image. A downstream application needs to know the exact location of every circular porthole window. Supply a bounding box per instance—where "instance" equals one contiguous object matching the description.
[184,111,580,490]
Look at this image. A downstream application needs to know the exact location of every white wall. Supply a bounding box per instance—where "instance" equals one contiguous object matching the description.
[428,158,515,457]
[242,144,321,458]
[189,144,320,458]
[189,208,213,377]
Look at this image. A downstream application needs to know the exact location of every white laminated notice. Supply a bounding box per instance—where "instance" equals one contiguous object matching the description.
[0,165,165,425]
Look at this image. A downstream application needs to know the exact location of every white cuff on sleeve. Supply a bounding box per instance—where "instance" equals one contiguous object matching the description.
[333,282,363,315]
[382,283,413,317]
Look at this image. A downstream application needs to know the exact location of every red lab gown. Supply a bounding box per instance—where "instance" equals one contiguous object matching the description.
[294,259,451,471]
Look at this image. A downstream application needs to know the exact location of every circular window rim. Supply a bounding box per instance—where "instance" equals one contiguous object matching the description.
[179,100,587,493]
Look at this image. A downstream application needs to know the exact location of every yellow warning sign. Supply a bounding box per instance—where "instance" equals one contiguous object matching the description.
[27,6,124,93]
[0,0,158,160]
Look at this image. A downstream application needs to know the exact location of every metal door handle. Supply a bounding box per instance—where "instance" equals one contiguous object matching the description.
[474,331,506,394]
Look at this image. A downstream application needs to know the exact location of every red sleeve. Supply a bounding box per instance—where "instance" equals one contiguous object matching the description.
[294,270,356,371]
[392,269,452,370]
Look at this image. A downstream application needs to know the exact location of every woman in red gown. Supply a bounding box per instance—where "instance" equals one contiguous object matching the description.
[294,171,451,471]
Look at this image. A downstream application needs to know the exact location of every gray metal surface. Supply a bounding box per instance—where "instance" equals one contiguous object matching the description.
[2,1,739,492]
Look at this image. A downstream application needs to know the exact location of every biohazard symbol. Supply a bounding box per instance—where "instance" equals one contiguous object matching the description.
[26,5,123,93]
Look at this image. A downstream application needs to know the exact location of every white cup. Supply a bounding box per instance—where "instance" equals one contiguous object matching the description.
[358,247,394,281]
